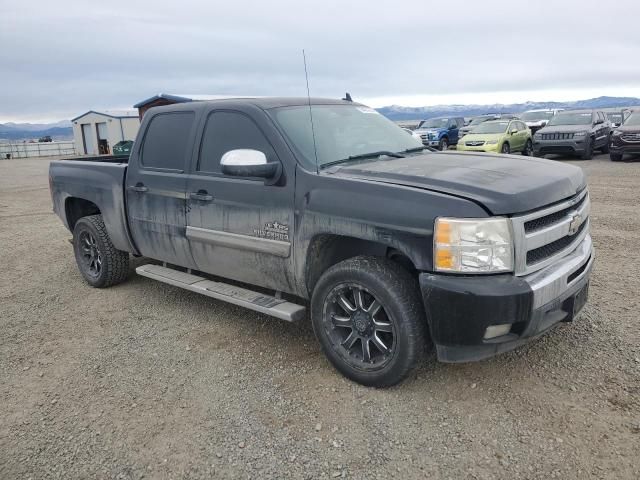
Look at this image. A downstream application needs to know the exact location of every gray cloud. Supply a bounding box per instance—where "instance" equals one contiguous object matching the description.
[1,0,639,121]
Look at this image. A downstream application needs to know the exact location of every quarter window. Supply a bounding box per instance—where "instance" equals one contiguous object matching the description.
[141,112,195,170]
[198,111,277,174]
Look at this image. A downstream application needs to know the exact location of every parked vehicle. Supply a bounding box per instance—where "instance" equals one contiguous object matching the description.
[457,119,532,155]
[520,109,563,135]
[414,117,465,150]
[610,110,640,162]
[533,110,611,159]
[38,135,52,143]
[458,113,518,138]
[113,140,134,156]
[49,98,593,387]
[605,111,624,128]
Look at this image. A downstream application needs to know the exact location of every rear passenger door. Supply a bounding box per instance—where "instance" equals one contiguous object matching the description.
[126,111,198,269]
[185,108,296,292]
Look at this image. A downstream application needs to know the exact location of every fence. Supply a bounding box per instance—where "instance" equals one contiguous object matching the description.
[0,141,76,159]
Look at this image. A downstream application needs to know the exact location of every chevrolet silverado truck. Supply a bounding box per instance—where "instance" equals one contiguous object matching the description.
[49,98,594,387]
[414,116,465,150]
[533,109,611,159]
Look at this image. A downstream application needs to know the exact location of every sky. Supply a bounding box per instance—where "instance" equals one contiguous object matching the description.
[1,0,640,122]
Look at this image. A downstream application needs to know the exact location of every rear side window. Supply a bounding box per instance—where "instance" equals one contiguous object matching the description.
[198,111,277,174]
[141,112,195,170]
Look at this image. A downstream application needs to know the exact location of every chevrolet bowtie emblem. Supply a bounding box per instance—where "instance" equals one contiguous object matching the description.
[568,213,583,235]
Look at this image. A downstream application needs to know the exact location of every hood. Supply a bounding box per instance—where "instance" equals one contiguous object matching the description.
[525,120,547,127]
[459,133,503,142]
[538,124,589,134]
[616,124,640,133]
[415,127,444,135]
[326,152,585,215]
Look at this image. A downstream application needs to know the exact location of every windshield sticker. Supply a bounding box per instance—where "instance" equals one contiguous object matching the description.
[356,107,379,114]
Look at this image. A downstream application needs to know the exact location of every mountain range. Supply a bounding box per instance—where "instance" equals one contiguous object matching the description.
[0,120,73,141]
[1,96,639,140]
[376,96,640,121]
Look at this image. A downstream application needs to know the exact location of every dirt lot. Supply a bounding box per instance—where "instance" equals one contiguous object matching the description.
[1,153,639,479]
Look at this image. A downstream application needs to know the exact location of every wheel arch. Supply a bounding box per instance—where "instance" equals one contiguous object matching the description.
[65,197,101,230]
[304,234,417,297]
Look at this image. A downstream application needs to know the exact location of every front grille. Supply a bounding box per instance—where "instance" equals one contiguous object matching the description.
[465,141,485,146]
[621,133,640,143]
[526,221,587,265]
[524,194,587,233]
[541,132,575,140]
[511,190,590,275]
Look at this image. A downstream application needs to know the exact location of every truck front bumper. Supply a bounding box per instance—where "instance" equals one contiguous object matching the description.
[419,235,594,362]
[533,138,587,155]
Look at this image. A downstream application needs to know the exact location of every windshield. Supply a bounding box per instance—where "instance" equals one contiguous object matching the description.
[623,112,640,126]
[272,104,423,169]
[547,112,593,126]
[418,118,448,129]
[469,116,493,126]
[521,111,554,121]
[607,113,623,124]
[473,121,510,134]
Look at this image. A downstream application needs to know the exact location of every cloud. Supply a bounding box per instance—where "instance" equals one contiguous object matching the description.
[1,0,639,121]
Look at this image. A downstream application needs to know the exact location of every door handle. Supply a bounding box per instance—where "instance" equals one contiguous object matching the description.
[130,183,148,193]
[190,191,213,202]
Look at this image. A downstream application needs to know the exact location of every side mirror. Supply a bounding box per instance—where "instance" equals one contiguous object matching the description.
[220,149,280,180]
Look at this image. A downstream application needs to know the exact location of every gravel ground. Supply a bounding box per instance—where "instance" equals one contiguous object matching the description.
[1,153,639,479]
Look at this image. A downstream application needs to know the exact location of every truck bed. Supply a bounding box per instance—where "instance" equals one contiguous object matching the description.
[49,158,136,254]
[60,154,129,163]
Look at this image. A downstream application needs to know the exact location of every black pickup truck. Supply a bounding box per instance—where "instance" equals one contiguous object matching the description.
[49,98,594,387]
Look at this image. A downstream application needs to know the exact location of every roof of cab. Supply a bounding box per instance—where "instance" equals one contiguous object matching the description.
[143,97,360,115]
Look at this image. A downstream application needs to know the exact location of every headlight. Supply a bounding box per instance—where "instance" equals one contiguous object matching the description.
[434,217,513,273]
[534,132,542,139]
[612,130,622,136]
[485,140,498,145]
[573,131,587,137]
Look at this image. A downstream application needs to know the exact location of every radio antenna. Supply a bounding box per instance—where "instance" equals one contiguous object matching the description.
[302,49,320,173]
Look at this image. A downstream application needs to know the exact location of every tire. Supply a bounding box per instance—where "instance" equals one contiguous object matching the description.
[73,214,130,288]
[522,139,533,156]
[501,142,510,154]
[600,135,611,153]
[311,256,427,388]
[438,137,449,151]
[581,138,594,160]
[610,153,623,162]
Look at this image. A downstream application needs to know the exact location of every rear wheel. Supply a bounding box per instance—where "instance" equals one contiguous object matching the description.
[73,214,130,288]
[311,256,427,387]
[600,135,611,153]
[439,137,449,151]
[501,142,510,154]
[522,139,533,156]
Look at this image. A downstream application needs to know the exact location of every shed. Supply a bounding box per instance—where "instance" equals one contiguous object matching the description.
[71,110,140,155]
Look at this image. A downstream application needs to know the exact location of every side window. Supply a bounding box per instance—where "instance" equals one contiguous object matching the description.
[518,121,526,131]
[198,111,277,174]
[141,112,195,170]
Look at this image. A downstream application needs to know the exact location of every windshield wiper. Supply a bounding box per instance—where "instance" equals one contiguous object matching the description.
[401,145,437,153]
[319,151,405,170]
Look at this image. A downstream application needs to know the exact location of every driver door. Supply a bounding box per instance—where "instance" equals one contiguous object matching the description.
[185,108,296,293]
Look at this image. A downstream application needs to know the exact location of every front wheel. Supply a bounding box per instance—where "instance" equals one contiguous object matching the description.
[73,214,130,288]
[311,256,427,387]
[522,139,533,156]
[438,137,449,151]
[501,142,510,154]
[581,139,594,160]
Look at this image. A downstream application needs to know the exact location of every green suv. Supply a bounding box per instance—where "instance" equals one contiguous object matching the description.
[457,119,533,155]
